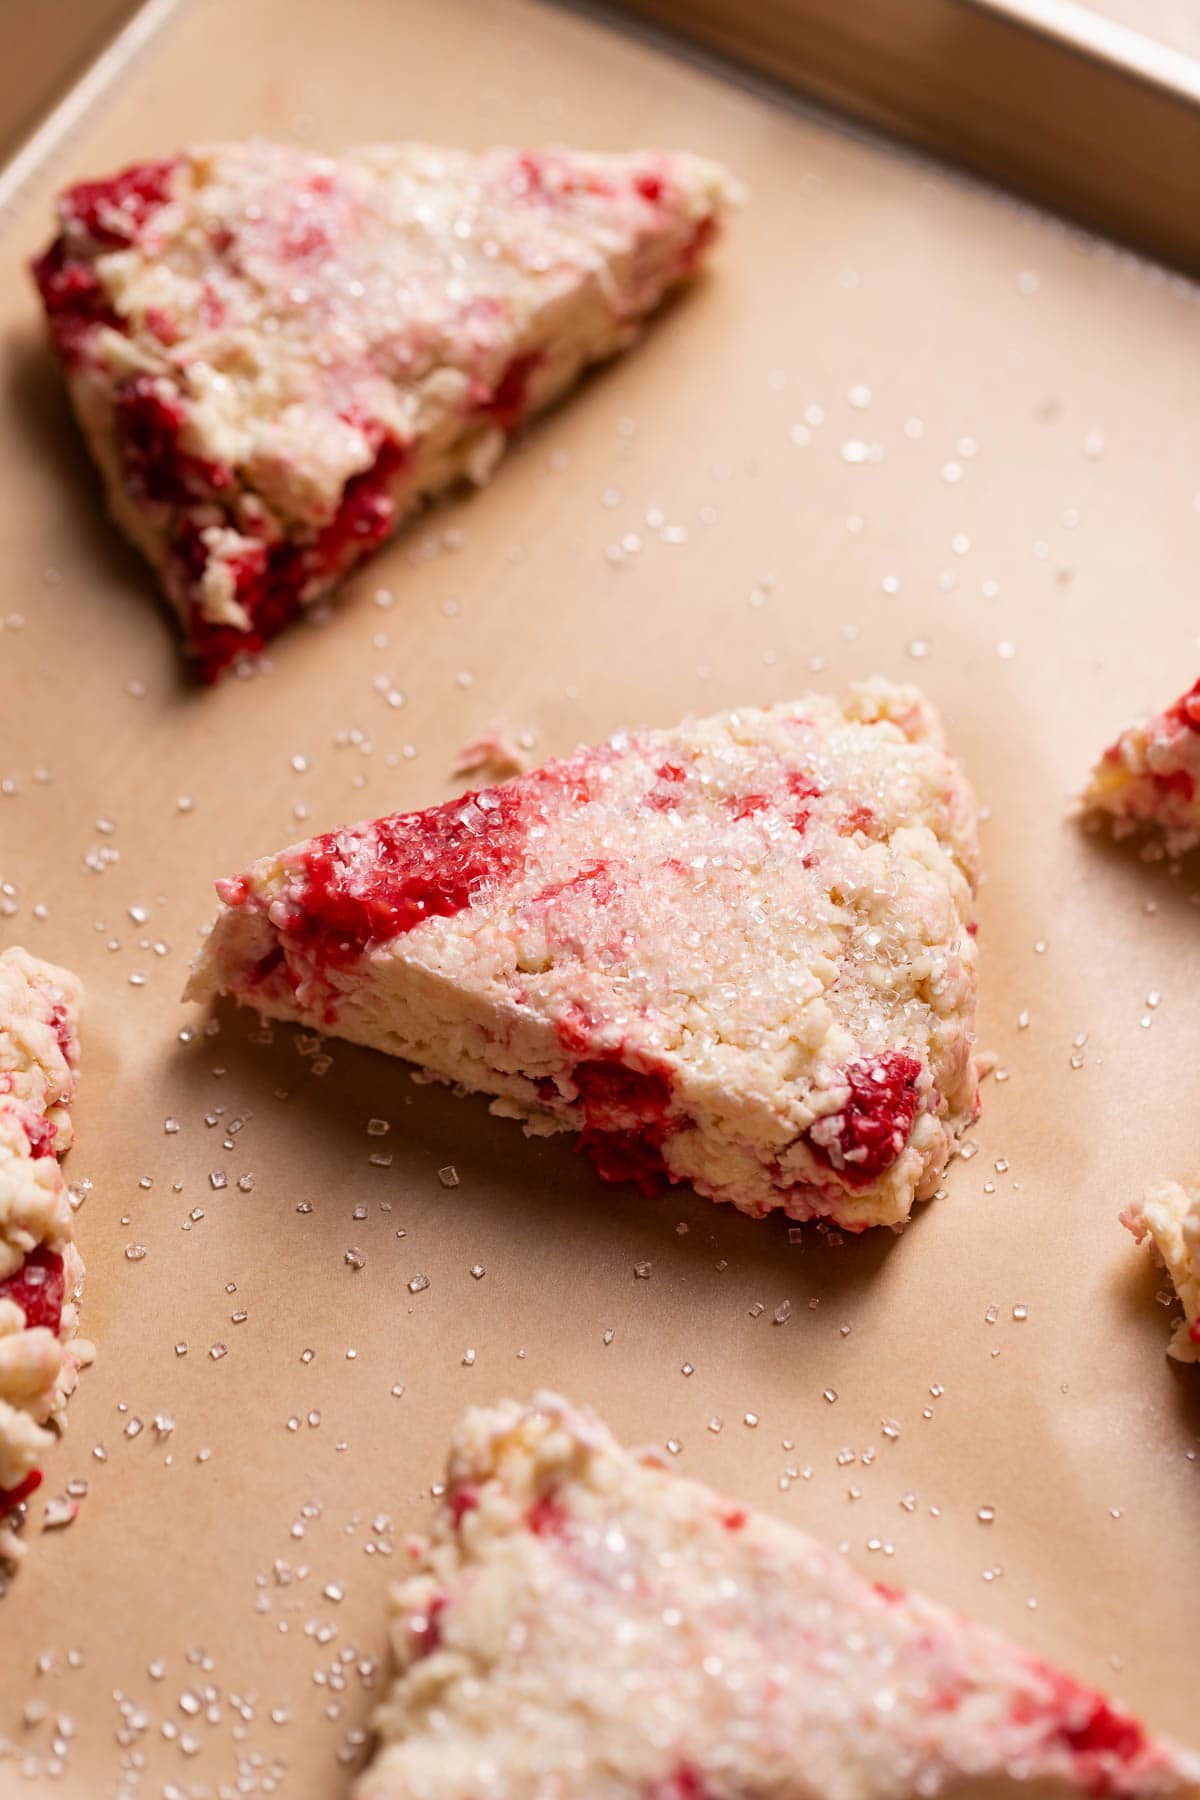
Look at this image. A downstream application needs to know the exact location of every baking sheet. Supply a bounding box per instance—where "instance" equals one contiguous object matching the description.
[612,0,1200,278]
[0,0,1198,1790]
[0,0,137,164]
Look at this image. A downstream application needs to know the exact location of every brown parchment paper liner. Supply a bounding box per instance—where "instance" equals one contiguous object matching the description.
[0,0,1197,1791]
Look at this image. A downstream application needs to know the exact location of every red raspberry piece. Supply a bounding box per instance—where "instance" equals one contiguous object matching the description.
[59,158,178,246]
[185,436,409,681]
[285,785,533,967]
[0,1469,43,1512]
[411,1593,446,1657]
[1165,677,1200,735]
[1059,1699,1146,1760]
[114,376,233,507]
[805,1051,921,1185]
[526,1491,570,1536]
[448,1487,479,1527]
[23,1115,56,1159]
[648,1767,711,1800]
[0,1247,65,1334]
[571,1057,675,1198]
[475,352,542,432]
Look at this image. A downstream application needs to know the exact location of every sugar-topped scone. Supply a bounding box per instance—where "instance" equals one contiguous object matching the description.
[0,947,88,1560]
[1083,679,1200,853]
[1122,1180,1200,1363]
[187,682,983,1232]
[355,1394,1200,1799]
[33,139,736,678]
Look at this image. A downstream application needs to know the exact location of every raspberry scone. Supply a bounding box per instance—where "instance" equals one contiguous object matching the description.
[0,947,87,1560]
[355,1393,1199,1799]
[32,140,735,678]
[1121,1181,1200,1363]
[187,682,982,1232]
[1082,679,1200,853]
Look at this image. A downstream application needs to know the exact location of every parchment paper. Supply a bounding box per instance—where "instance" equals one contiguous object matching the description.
[0,0,1196,1791]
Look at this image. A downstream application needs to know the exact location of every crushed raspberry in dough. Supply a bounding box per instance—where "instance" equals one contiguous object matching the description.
[33,139,736,678]
[188,681,984,1232]
[354,1393,1200,1799]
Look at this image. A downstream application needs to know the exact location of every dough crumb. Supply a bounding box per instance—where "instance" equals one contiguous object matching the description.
[452,725,537,783]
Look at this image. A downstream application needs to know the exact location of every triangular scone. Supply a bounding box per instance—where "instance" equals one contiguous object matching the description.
[1122,1181,1200,1363]
[187,681,982,1232]
[0,947,87,1561]
[355,1394,1199,1799]
[1083,680,1200,853]
[33,139,736,678]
